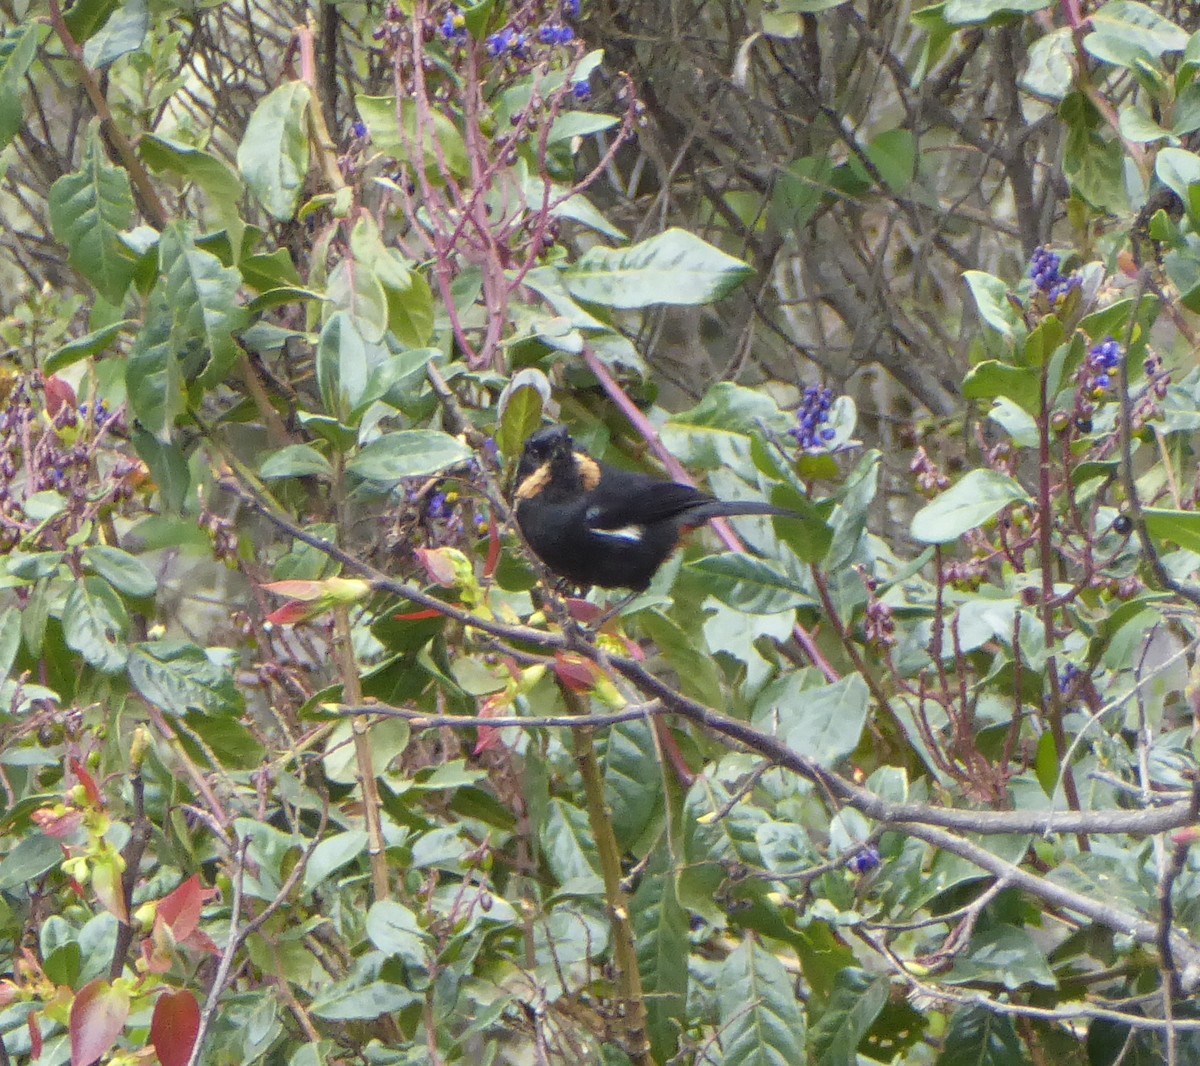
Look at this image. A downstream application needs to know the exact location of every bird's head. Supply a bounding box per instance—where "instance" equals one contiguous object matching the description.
[515,425,600,501]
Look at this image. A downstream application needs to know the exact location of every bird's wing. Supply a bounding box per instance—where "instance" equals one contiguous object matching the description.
[582,468,714,530]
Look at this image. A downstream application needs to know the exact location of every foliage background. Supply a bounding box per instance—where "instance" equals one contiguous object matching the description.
[5,0,1200,1063]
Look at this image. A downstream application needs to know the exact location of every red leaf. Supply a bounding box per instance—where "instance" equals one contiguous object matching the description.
[553,652,599,693]
[261,579,327,600]
[30,807,84,838]
[483,513,501,578]
[265,600,318,626]
[42,373,77,417]
[69,759,104,808]
[472,692,513,755]
[150,990,201,1066]
[415,548,458,587]
[565,598,604,623]
[392,608,443,621]
[28,1011,42,1059]
[70,978,130,1066]
[157,875,214,941]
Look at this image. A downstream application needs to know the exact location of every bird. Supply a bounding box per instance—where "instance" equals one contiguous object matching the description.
[513,425,799,593]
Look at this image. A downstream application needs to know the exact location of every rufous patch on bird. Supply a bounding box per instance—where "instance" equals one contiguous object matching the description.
[515,462,553,500]
[574,453,601,491]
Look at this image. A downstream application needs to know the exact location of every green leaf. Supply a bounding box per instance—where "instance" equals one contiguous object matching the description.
[0,607,20,679]
[910,469,1031,544]
[563,228,753,309]
[946,925,1056,990]
[717,939,807,1066]
[140,134,245,246]
[128,640,243,716]
[809,969,889,1066]
[386,269,434,348]
[1021,27,1074,99]
[777,0,850,13]
[131,427,190,512]
[936,1005,1025,1066]
[82,545,157,598]
[1156,147,1200,225]
[963,270,1018,337]
[1143,507,1200,554]
[943,0,1052,22]
[63,577,130,673]
[540,798,603,893]
[496,369,550,459]
[126,287,185,440]
[303,830,369,893]
[632,845,689,1064]
[82,0,147,68]
[988,397,1039,447]
[0,832,61,891]
[637,610,724,707]
[48,123,136,305]
[309,981,419,1021]
[522,179,626,240]
[601,719,663,849]
[866,129,916,192]
[159,223,250,388]
[769,155,834,235]
[328,256,388,345]
[260,444,334,480]
[546,110,620,144]
[1086,2,1188,60]
[687,554,815,614]
[348,431,472,482]
[355,95,469,178]
[315,312,388,422]
[0,25,50,150]
[44,319,136,374]
[237,81,311,221]
[365,899,429,966]
[182,709,261,769]
[778,672,870,767]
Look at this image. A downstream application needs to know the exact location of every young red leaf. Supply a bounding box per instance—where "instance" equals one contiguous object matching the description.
[69,758,104,808]
[150,989,201,1066]
[42,373,77,417]
[28,1011,42,1060]
[70,979,130,1066]
[553,652,599,693]
[157,875,213,941]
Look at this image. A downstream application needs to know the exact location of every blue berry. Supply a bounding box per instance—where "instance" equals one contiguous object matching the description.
[1029,246,1080,305]
[440,9,466,40]
[351,120,368,139]
[486,27,516,56]
[788,385,836,450]
[563,0,581,16]
[427,491,453,520]
[847,847,881,874]
[572,80,591,101]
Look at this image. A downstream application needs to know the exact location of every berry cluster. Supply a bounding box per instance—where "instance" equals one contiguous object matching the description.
[846,846,881,874]
[910,446,950,496]
[0,375,136,555]
[789,385,836,450]
[439,7,468,41]
[1087,337,1122,395]
[486,26,528,56]
[1028,246,1081,306]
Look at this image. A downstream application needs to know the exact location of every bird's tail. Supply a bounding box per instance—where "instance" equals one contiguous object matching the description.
[692,500,800,522]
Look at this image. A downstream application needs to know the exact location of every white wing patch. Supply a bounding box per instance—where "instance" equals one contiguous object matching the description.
[591,524,646,542]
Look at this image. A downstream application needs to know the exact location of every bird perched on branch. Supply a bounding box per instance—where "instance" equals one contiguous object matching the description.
[514,425,798,592]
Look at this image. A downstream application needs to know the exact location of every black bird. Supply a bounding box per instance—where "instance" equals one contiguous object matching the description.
[514,425,798,592]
